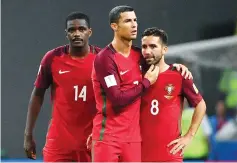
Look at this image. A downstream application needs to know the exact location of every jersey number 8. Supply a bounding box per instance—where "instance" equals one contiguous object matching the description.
[150,99,159,115]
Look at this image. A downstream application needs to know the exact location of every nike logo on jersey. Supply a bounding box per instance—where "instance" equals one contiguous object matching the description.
[59,70,70,74]
[120,70,129,75]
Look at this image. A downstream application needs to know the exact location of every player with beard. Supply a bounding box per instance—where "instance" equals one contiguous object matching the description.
[140,27,207,162]
[91,5,158,162]
[90,6,192,162]
[23,12,100,162]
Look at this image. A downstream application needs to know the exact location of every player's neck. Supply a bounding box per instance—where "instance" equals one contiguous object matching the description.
[156,60,169,73]
[69,45,90,58]
[111,36,132,57]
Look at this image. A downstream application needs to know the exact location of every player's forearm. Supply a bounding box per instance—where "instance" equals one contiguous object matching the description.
[94,54,151,108]
[109,78,150,108]
[24,88,45,135]
[185,99,206,137]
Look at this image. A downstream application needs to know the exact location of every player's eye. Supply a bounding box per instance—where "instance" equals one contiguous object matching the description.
[142,45,147,49]
[68,28,75,33]
[150,44,157,49]
[78,27,87,32]
[124,19,131,23]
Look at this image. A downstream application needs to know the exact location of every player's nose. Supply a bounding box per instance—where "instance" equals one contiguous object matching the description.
[131,21,137,28]
[143,52,151,58]
[74,30,82,37]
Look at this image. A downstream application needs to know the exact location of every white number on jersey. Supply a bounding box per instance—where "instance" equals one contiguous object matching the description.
[150,99,159,115]
[74,85,87,101]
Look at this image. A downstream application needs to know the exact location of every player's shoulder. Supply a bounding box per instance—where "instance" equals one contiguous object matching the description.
[41,45,67,64]
[131,45,142,53]
[90,44,101,54]
[97,44,115,57]
[94,44,116,64]
[167,64,181,73]
[165,64,185,79]
[47,45,68,56]
[169,64,196,86]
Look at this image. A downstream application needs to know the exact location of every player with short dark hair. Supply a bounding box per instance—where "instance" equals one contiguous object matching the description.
[109,5,134,24]
[66,12,90,28]
[140,27,207,162]
[90,6,192,162]
[91,5,159,162]
[23,11,100,162]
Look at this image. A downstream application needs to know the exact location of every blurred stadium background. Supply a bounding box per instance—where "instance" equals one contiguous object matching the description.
[1,0,237,161]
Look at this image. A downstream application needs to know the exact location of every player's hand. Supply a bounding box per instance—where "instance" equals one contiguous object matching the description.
[173,63,193,80]
[24,134,36,160]
[167,134,193,156]
[144,65,159,85]
[86,133,92,150]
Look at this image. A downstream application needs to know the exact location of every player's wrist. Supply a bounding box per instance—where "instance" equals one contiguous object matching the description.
[185,132,195,139]
[142,78,151,89]
[24,131,33,137]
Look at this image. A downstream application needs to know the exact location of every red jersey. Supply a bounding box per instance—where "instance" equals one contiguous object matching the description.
[92,44,150,142]
[34,45,100,151]
[140,65,203,162]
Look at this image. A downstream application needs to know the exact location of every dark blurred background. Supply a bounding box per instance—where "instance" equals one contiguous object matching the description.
[1,0,237,160]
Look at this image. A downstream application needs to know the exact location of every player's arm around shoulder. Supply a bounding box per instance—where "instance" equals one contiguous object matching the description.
[172,63,193,80]
[93,49,155,108]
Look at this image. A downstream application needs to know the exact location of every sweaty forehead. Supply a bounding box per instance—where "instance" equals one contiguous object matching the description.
[67,19,88,28]
[119,11,136,20]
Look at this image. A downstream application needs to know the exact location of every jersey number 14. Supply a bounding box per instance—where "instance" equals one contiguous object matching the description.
[74,85,87,101]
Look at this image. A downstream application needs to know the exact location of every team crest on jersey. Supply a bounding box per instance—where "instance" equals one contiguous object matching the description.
[164,84,174,100]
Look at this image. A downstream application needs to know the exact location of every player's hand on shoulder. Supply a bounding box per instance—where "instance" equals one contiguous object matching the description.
[144,65,159,85]
[86,133,92,150]
[173,63,193,80]
[167,134,193,156]
[24,134,36,160]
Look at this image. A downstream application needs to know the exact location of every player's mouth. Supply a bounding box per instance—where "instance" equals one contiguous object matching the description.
[131,30,137,35]
[145,58,154,64]
[72,38,83,43]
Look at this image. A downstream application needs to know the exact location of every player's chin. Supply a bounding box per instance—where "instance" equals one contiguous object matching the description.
[130,35,137,40]
[72,42,84,48]
[146,61,154,65]
[127,34,137,40]
[145,59,155,65]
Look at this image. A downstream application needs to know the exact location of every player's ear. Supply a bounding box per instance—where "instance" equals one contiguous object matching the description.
[163,46,168,55]
[65,29,68,39]
[88,28,92,37]
[110,23,118,32]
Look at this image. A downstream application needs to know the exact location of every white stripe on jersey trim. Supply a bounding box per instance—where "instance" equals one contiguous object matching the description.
[104,75,117,88]
[37,65,42,75]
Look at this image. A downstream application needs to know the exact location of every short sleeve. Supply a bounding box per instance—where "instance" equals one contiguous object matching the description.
[34,51,53,89]
[182,79,203,107]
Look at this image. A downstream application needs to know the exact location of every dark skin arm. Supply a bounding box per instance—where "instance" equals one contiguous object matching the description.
[24,87,46,160]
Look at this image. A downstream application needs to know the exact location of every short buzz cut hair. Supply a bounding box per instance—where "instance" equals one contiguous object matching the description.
[142,27,168,45]
[65,12,90,28]
[109,5,134,24]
